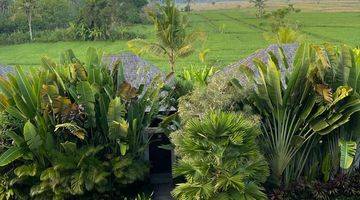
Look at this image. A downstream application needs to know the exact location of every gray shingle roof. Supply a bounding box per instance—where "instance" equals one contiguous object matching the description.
[212,43,299,86]
[103,53,166,89]
[0,64,13,77]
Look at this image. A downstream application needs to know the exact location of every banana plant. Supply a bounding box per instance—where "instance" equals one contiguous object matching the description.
[231,43,360,185]
[0,47,166,198]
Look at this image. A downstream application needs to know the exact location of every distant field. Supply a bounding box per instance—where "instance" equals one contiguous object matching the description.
[1,1,360,71]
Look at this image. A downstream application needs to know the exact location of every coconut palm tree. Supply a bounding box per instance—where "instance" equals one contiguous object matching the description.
[127,0,205,73]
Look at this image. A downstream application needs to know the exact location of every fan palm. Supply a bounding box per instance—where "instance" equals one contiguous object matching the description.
[127,0,205,73]
[171,111,269,200]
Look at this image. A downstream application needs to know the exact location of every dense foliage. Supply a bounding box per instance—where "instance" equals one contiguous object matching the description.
[231,44,360,186]
[171,111,269,200]
[269,170,360,200]
[0,48,165,199]
[178,43,360,196]
[0,0,148,43]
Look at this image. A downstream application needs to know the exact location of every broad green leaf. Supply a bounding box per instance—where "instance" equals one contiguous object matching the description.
[86,47,101,67]
[266,58,283,107]
[40,168,58,181]
[321,153,331,182]
[71,172,84,195]
[0,76,14,97]
[60,141,77,153]
[5,131,25,146]
[42,56,66,92]
[283,43,309,104]
[120,143,128,156]
[339,139,357,169]
[0,93,9,111]
[108,120,129,140]
[30,182,49,197]
[107,97,126,123]
[14,66,38,113]
[14,164,37,178]
[76,81,96,126]
[23,121,42,151]
[0,146,24,167]
[55,123,86,140]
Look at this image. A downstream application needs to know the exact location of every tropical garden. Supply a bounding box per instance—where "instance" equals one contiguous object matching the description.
[0,0,360,199]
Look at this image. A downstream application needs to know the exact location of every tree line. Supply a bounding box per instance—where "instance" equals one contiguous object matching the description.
[0,0,148,41]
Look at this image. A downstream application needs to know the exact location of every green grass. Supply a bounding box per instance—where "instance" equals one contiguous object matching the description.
[1,8,360,71]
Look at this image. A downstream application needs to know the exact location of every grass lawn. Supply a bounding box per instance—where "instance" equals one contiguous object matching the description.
[1,6,360,71]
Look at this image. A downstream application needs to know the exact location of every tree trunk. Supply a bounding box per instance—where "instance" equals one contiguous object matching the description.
[27,7,33,41]
[169,51,176,73]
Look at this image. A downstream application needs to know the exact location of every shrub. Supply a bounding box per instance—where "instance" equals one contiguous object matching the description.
[171,111,269,200]
[263,26,304,44]
[178,68,252,123]
[269,170,360,200]
[0,31,30,45]
[264,4,301,32]
[0,27,144,45]
[0,47,164,198]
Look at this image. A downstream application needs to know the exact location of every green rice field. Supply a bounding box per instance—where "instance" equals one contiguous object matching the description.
[1,5,360,71]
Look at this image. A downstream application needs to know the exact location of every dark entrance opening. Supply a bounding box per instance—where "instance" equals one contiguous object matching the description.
[149,132,172,174]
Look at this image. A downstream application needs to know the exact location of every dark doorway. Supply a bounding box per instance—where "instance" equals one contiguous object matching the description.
[149,133,172,174]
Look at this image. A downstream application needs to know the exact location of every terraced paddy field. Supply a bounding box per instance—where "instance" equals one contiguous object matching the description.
[1,1,360,71]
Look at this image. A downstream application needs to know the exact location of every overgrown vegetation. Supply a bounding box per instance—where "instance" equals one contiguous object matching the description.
[1,1,360,199]
[0,47,164,199]
[178,43,360,199]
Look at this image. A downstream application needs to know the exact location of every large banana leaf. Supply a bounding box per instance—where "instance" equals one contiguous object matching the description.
[107,97,128,140]
[107,97,126,123]
[76,81,96,127]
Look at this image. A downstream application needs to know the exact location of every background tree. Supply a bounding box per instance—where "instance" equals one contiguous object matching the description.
[127,0,205,73]
[249,0,267,18]
[12,0,38,41]
[0,0,11,14]
[184,0,192,12]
